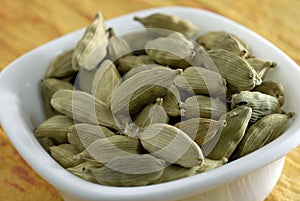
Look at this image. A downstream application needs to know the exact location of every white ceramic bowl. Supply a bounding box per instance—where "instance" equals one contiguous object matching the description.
[1,6,300,201]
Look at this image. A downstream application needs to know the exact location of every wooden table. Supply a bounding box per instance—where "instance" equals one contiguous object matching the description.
[0,0,299,200]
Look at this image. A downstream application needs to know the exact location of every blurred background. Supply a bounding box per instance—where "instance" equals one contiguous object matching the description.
[0,0,299,200]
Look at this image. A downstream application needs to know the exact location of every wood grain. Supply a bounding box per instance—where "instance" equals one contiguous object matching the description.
[0,0,299,200]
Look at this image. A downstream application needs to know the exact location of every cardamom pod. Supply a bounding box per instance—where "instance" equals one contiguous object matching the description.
[208,49,262,91]
[181,95,227,120]
[174,118,226,146]
[72,12,107,70]
[196,157,228,173]
[41,78,74,117]
[236,112,295,158]
[67,161,103,183]
[252,80,285,106]
[152,164,199,184]
[205,106,252,160]
[90,154,165,186]
[74,135,143,164]
[107,28,132,62]
[191,46,219,71]
[173,66,227,96]
[68,123,115,151]
[35,115,73,143]
[163,84,184,117]
[134,13,198,38]
[45,49,77,78]
[246,58,276,79]
[36,137,55,152]
[117,55,155,74]
[122,64,166,81]
[230,91,282,123]
[138,123,204,168]
[91,60,121,105]
[50,89,118,130]
[210,33,249,57]
[145,33,195,68]
[111,67,182,119]
[196,31,250,54]
[134,98,169,128]
[50,144,81,168]
[76,67,98,93]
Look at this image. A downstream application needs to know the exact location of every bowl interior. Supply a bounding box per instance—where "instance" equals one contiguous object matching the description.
[0,6,300,201]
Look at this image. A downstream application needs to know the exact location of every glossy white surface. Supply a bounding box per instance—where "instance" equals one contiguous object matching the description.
[0,6,300,201]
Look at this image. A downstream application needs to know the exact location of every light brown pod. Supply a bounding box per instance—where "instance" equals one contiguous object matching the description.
[35,115,73,143]
[50,89,118,130]
[181,95,227,120]
[134,13,198,38]
[174,118,226,146]
[138,123,204,168]
[90,154,164,186]
[72,12,107,70]
[205,106,252,160]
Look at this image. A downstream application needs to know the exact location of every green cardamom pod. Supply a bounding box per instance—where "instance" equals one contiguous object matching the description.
[41,78,74,117]
[67,161,103,183]
[74,135,143,164]
[107,28,132,62]
[134,13,198,38]
[35,115,73,143]
[205,106,252,160]
[117,55,155,74]
[196,157,228,173]
[208,49,261,91]
[91,60,121,105]
[111,67,182,119]
[162,85,184,117]
[246,58,276,79]
[138,123,204,168]
[68,123,115,151]
[181,95,227,120]
[76,67,98,93]
[175,118,227,146]
[72,12,107,70]
[252,80,285,106]
[90,154,165,186]
[45,49,77,78]
[173,66,227,96]
[134,98,169,128]
[51,89,118,130]
[50,144,81,168]
[145,33,195,68]
[235,112,295,158]
[230,91,282,123]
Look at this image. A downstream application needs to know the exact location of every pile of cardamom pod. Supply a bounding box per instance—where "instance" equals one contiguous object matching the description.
[35,12,295,187]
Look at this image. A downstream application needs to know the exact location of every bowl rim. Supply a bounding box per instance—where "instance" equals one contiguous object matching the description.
[1,6,300,201]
